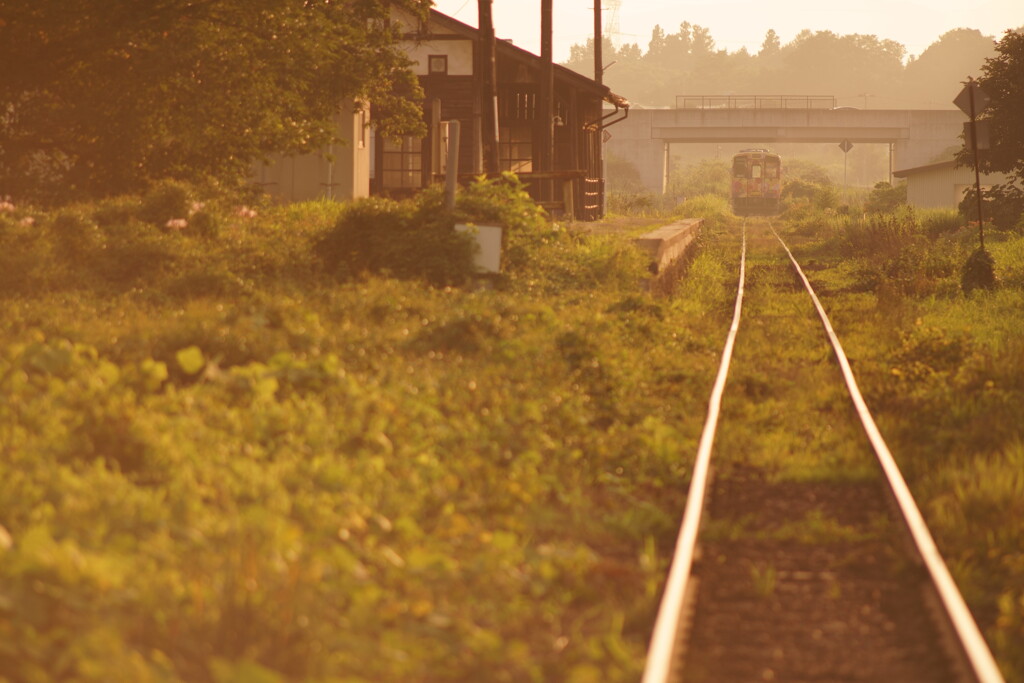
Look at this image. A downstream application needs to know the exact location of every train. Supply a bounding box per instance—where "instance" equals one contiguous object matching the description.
[730,148,782,215]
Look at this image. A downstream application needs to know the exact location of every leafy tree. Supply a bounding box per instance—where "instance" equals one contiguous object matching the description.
[864,180,907,213]
[759,30,781,58]
[669,159,730,199]
[0,0,430,201]
[773,31,906,104]
[902,29,995,108]
[970,30,1024,183]
[952,30,1024,237]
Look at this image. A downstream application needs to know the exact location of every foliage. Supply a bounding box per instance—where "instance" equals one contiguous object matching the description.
[960,182,1024,232]
[0,0,431,202]
[668,159,731,199]
[605,154,647,194]
[919,208,962,238]
[966,30,1024,184]
[453,172,549,235]
[781,179,838,213]
[864,181,908,214]
[783,159,834,186]
[139,180,193,227]
[674,194,735,230]
[314,194,473,287]
[0,185,738,681]
[314,175,546,286]
[903,29,996,107]
[561,24,985,111]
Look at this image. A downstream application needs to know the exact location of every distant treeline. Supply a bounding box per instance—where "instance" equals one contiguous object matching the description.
[563,26,1003,109]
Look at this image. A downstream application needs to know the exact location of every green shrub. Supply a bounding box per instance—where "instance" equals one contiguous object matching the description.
[188,209,221,239]
[606,191,657,216]
[314,193,474,286]
[92,196,142,228]
[960,182,1024,232]
[668,159,731,199]
[675,193,734,230]
[840,206,918,257]
[139,180,192,227]
[454,172,548,234]
[863,181,907,214]
[782,178,838,212]
[50,210,102,258]
[920,208,962,238]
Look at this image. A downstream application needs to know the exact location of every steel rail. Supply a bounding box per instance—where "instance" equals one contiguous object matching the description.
[771,225,1005,683]
[641,225,747,683]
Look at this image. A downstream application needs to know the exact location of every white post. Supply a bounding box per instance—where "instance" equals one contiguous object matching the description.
[445,120,461,211]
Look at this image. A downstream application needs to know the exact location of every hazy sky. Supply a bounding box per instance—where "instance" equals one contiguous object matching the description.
[431,0,1024,63]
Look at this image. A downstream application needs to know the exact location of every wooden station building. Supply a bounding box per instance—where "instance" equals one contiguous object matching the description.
[382,8,629,220]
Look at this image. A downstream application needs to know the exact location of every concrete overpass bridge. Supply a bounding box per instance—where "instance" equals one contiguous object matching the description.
[604,97,967,192]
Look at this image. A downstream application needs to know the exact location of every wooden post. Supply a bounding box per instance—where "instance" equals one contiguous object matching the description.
[594,0,604,218]
[537,0,554,200]
[478,0,500,175]
[445,120,461,211]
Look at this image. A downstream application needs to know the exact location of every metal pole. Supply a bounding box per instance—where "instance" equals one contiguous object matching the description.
[445,120,461,211]
[594,1,603,86]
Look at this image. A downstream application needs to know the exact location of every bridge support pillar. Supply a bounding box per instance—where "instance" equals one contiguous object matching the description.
[662,142,671,195]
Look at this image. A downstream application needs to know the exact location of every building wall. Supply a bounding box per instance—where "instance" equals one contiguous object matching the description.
[904,165,1009,209]
[254,103,370,202]
[404,40,474,76]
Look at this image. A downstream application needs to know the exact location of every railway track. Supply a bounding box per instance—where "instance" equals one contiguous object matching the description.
[642,220,1004,683]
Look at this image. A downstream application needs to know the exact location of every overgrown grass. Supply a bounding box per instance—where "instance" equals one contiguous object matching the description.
[783,204,1024,680]
[0,186,736,682]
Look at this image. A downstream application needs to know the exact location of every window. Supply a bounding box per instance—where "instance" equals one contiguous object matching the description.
[428,55,448,75]
[382,136,423,189]
[499,124,532,174]
[751,163,763,179]
[732,159,747,176]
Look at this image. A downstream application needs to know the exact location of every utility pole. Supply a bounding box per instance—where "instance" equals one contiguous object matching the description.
[478,0,500,175]
[537,0,554,198]
[594,0,604,218]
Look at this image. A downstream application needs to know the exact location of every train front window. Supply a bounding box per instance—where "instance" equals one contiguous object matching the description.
[766,162,779,179]
[751,164,762,179]
[732,159,747,176]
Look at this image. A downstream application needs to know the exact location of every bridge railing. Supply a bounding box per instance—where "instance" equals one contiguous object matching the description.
[675,95,837,110]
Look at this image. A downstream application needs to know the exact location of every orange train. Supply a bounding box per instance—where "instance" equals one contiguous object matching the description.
[730,149,782,215]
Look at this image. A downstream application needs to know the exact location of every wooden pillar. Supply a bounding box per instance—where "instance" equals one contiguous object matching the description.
[537,0,554,199]
[478,0,500,175]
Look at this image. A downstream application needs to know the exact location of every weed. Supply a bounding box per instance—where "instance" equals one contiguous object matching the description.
[750,563,778,598]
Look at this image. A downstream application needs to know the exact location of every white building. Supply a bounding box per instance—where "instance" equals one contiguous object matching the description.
[253,102,371,203]
[893,159,1010,209]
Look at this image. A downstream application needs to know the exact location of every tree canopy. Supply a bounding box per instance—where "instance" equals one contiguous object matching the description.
[563,23,996,111]
[972,30,1024,182]
[0,0,430,201]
